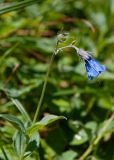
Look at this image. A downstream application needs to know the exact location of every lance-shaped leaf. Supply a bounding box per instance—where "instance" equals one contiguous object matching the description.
[13,131,28,158]
[0,114,25,132]
[27,114,66,136]
[11,98,31,122]
[0,147,11,160]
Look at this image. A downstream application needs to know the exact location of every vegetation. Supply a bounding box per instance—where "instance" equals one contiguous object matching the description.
[0,0,114,160]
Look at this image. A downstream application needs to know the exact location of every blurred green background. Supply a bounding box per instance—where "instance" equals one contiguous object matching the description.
[0,0,114,160]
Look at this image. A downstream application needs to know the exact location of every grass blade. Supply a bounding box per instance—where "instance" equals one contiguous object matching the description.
[0,0,40,15]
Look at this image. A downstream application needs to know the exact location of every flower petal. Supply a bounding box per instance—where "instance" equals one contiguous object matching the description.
[85,58,106,80]
[87,58,106,73]
[85,61,99,79]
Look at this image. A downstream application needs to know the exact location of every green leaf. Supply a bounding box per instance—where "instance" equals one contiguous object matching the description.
[27,114,66,135]
[13,131,27,157]
[55,150,78,160]
[85,121,98,134]
[0,114,25,132]
[24,131,40,158]
[62,150,77,160]
[0,43,19,66]
[68,120,83,132]
[0,147,11,160]
[98,97,113,110]
[70,129,89,145]
[11,98,31,122]
[53,99,70,112]
[38,114,67,126]
[0,0,40,15]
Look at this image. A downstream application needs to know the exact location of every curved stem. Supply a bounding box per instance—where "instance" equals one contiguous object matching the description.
[79,144,93,160]
[33,53,55,123]
[78,113,114,160]
[32,44,78,123]
[55,45,78,55]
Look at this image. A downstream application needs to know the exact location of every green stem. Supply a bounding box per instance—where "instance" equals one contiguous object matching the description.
[94,113,114,145]
[79,144,93,160]
[32,44,78,123]
[78,113,114,160]
[33,53,55,123]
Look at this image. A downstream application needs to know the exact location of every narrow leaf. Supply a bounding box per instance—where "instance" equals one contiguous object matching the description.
[0,114,25,132]
[0,0,40,15]
[13,131,27,157]
[37,114,67,126]
[11,98,31,122]
[1,147,10,160]
[27,114,66,135]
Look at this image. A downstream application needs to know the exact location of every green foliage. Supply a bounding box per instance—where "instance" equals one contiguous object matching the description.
[0,0,114,160]
[11,98,31,122]
[27,114,66,136]
[0,114,26,132]
[0,0,40,15]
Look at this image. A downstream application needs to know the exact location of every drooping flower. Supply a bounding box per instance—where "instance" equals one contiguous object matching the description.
[85,58,106,80]
[76,48,106,80]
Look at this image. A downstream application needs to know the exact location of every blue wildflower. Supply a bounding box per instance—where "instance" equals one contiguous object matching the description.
[85,58,106,80]
[76,48,106,80]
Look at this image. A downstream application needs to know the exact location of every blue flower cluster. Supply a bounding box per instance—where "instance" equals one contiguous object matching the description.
[77,48,106,80]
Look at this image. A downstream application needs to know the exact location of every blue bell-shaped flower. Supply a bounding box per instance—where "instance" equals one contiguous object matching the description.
[85,58,106,80]
[76,48,106,80]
